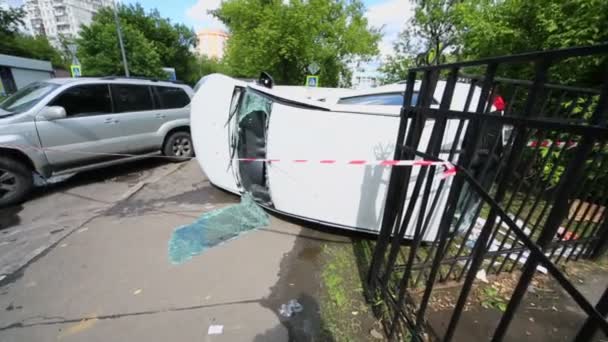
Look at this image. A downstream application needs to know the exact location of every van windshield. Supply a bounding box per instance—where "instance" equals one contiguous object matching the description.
[0,82,59,117]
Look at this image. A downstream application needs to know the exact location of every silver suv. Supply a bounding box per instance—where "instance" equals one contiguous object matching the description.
[0,77,195,206]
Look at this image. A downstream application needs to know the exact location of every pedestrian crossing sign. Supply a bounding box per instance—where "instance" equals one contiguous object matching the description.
[70,65,82,78]
[305,75,319,87]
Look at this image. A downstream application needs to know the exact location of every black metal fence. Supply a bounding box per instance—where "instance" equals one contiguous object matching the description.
[367,45,608,341]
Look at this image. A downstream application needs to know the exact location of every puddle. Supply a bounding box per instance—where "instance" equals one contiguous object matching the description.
[298,246,322,261]
[255,230,326,341]
[168,193,269,264]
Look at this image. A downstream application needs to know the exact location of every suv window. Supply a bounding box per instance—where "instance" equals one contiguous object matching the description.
[0,82,58,116]
[111,84,153,113]
[49,84,111,117]
[338,92,428,106]
[154,86,190,109]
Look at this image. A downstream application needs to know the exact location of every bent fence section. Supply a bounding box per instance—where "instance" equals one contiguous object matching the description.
[367,44,608,341]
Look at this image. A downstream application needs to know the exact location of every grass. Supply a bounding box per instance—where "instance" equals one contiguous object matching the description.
[319,239,380,342]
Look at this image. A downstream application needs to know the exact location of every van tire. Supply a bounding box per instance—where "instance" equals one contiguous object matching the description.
[162,131,194,162]
[0,156,33,207]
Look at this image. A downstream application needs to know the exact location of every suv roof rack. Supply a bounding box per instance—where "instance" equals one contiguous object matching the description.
[99,76,185,85]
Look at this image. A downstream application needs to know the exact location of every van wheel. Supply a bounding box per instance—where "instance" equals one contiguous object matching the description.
[0,156,33,207]
[163,131,194,161]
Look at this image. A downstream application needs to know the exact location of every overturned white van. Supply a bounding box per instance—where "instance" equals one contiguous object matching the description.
[191,74,491,241]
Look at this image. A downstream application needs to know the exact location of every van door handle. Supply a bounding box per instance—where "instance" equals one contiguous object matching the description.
[155,113,166,119]
[104,118,119,124]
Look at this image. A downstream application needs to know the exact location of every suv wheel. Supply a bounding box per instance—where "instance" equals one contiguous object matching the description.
[163,131,194,161]
[0,156,33,207]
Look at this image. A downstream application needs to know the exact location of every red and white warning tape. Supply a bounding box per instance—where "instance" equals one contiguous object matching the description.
[236,158,458,178]
[0,143,458,178]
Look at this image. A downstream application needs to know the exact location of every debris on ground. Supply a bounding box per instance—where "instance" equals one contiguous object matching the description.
[279,299,303,317]
[168,193,269,264]
[476,269,489,283]
[207,325,224,335]
[370,327,384,340]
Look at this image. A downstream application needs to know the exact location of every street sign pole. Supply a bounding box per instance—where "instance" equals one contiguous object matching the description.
[68,43,81,78]
[113,0,130,77]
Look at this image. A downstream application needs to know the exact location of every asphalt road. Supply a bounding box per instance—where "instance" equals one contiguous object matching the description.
[0,159,348,341]
[0,159,182,279]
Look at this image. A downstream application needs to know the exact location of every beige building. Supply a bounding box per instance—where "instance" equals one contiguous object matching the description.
[196,29,229,59]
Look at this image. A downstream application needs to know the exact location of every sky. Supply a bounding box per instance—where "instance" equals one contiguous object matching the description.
[123,0,415,58]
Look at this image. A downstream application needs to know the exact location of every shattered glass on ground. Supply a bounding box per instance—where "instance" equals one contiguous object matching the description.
[168,193,270,264]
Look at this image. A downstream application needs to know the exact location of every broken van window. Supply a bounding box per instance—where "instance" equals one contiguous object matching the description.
[238,90,272,123]
[236,90,272,203]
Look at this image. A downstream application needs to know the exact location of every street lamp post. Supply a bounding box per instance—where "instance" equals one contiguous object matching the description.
[113,0,129,77]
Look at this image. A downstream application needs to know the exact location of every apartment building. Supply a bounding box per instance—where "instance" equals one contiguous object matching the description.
[23,0,112,47]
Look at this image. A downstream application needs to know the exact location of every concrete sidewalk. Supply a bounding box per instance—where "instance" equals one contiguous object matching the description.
[0,161,348,341]
[0,159,183,278]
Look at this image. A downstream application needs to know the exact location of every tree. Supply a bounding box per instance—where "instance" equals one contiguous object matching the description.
[78,12,165,78]
[379,0,461,82]
[378,30,419,84]
[213,0,380,86]
[77,4,199,82]
[411,0,461,66]
[0,6,66,68]
[454,0,608,86]
[113,4,200,84]
[195,56,229,79]
[0,6,24,35]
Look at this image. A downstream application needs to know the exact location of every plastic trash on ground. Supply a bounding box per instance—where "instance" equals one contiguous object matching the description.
[279,299,304,317]
[208,325,224,335]
[168,193,270,264]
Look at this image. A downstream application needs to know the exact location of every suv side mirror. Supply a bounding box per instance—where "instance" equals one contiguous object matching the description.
[37,106,66,121]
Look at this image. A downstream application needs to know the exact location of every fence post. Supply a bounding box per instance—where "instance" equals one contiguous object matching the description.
[367,70,417,290]
[574,287,608,341]
[588,218,608,260]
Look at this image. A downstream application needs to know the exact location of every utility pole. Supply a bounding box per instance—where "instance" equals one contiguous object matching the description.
[113,0,129,77]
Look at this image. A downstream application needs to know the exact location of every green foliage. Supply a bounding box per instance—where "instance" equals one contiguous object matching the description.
[479,285,508,312]
[194,56,230,79]
[381,0,608,86]
[213,0,380,86]
[381,0,608,197]
[454,0,608,85]
[78,13,165,78]
[379,0,461,81]
[0,6,67,68]
[115,5,199,84]
[411,0,461,66]
[378,30,416,84]
[320,242,374,341]
[0,6,24,35]
[77,3,198,82]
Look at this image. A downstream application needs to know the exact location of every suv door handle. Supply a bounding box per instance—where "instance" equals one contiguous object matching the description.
[155,113,166,119]
[104,118,119,124]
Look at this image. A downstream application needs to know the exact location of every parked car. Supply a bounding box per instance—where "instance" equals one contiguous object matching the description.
[190,74,499,241]
[0,77,194,206]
